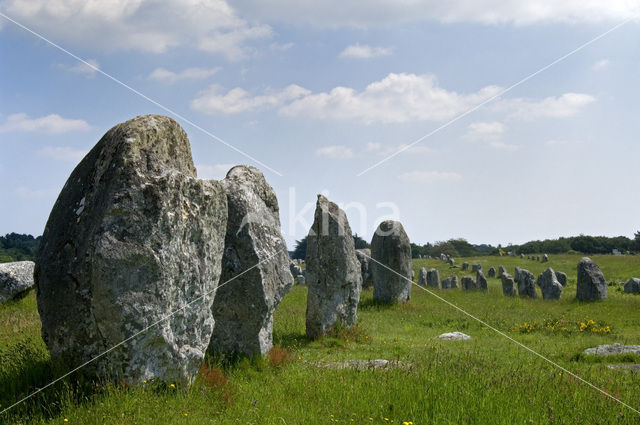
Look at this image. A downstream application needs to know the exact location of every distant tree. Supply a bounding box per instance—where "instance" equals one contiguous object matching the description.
[634,231,640,252]
[429,241,459,258]
[353,233,370,249]
[291,236,308,260]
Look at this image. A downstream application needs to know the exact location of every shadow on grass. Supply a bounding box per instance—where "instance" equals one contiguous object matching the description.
[358,297,407,311]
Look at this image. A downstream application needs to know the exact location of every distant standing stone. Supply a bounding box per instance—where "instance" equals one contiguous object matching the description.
[498,265,507,278]
[487,267,496,278]
[517,269,538,298]
[537,268,562,300]
[514,266,522,283]
[576,257,607,301]
[461,276,479,291]
[305,195,362,339]
[501,274,516,297]
[426,268,440,289]
[476,270,488,290]
[441,276,459,289]
[472,264,482,273]
[371,220,412,303]
[0,261,35,304]
[542,254,549,263]
[355,249,373,288]
[624,278,640,294]
[417,267,428,287]
[448,258,455,267]
[555,271,568,286]
[297,275,306,285]
[461,262,469,271]
[520,253,525,259]
[536,256,540,261]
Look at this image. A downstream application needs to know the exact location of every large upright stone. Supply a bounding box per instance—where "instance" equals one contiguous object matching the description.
[476,270,488,290]
[514,266,522,283]
[417,267,428,287]
[461,262,469,271]
[0,261,35,303]
[371,220,412,303]
[209,166,293,357]
[537,268,562,300]
[498,265,507,278]
[501,274,516,297]
[461,276,478,291]
[555,271,567,286]
[305,195,362,339]
[487,267,496,278]
[517,269,537,298]
[35,115,227,385]
[472,264,482,273]
[576,257,607,301]
[542,254,549,263]
[441,276,458,289]
[426,268,440,289]
[355,249,373,288]
[624,278,640,294]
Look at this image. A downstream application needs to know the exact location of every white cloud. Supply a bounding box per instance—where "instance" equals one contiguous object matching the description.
[339,44,392,59]
[489,141,520,151]
[149,67,221,83]
[280,73,502,124]
[465,121,505,140]
[191,84,310,114]
[38,146,87,162]
[0,113,90,134]
[366,142,432,155]
[397,171,462,183]
[366,142,383,152]
[315,145,354,159]
[546,139,584,146]
[501,93,595,121]
[58,58,100,77]
[593,59,611,71]
[1,0,272,60]
[234,1,640,27]
[196,163,236,179]
[270,42,294,51]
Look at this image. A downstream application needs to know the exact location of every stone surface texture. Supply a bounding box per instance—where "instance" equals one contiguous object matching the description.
[537,267,563,300]
[370,220,412,303]
[576,257,607,301]
[0,261,35,303]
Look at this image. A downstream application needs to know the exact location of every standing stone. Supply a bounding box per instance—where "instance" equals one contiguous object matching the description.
[448,258,455,267]
[35,115,227,385]
[536,256,541,261]
[520,253,525,259]
[355,249,373,288]
[471,264,482,273]
[514,266,522,283]
[461,276,479,291]
[426,268,440,289]
[624,278,640,294]
[444,275,459,289]
[290,262,303,278]
[0,261,35,303]
[305,195,362,339]
[461,262,469,271]
[297,275,306,285]
[542,254,549,263]
[576,257,607,301]
[417,267,428,287]
[537,268,562,300]
[555,271,568,286]
[476,270,488,290]
[501,274,516,297]
[517,269,537,298]
[498,265,507,278]
[487,267,496,278]
[210,165,294,357]
[371,221,412,303]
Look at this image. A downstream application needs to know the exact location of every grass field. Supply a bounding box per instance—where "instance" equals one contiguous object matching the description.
[2,254,640,424]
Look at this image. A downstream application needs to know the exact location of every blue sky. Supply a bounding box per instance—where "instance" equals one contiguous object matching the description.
[1,1,639,249]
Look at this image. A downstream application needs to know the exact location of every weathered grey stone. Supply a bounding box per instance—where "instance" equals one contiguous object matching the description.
[461,262,469,271]
[487,267,496,278]
[441,276,458,289]
[371,220,412,303]
[536,256,540,261]
[576,257,607,301]
[305,195,362,339]
[555,271,567,286]
[437,332,471,340]
[498,265,507,278]
[471,264,482,273]
[210,165,294,357]
[624,278,640,294]
[520,253,525,259]
[584,344,640,356]
[355,249,373,288]
[290,262,303,277]
[461,276,479,291]
[426,268,440,289]
[537,268,562,300]
[517,269,537,298]
[501,273,516,297]
[0,261,35,303]
[417,267,428,287]
[297,274,306,285]
[514,266,522,283]
[542,254,549,263]
[36,115,227,386]
[448,258,455,267]
[476,270,488,290]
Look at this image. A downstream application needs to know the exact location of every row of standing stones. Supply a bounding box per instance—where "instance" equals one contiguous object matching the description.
[26,115,413,389]
[4,114,640,388]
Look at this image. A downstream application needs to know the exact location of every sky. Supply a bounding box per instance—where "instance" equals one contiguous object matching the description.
[0,0,639,250]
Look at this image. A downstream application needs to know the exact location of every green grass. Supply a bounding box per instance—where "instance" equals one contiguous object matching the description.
[2,254,640,424]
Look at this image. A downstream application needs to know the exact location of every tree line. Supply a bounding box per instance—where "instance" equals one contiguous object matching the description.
[0,233,41,263]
